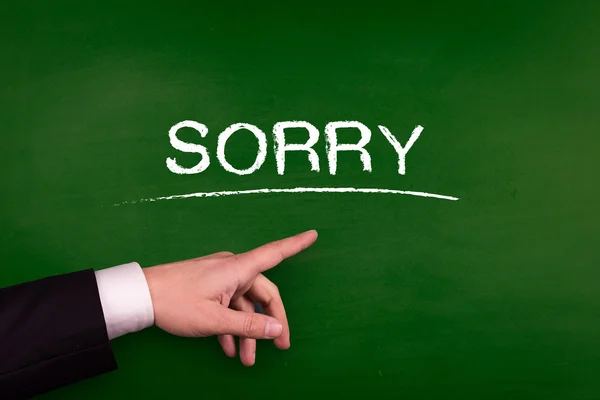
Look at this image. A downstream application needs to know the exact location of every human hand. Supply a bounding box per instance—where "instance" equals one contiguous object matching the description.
[142,230,318,366]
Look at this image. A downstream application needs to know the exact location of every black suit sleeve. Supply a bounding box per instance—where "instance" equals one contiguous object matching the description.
[0,269,118,399]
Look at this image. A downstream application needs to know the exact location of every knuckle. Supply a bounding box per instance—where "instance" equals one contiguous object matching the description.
[266,242,285,264]
[271,246,285,265]
[243,313,257,337]
[211,251,234,259]
[270,282,280,296]
[231,255,246,276]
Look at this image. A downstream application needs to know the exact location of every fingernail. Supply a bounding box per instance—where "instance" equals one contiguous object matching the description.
[252,352,256,363]
[265,320,283,338]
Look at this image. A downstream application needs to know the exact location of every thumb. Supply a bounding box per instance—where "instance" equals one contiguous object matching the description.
[216,307,284,339]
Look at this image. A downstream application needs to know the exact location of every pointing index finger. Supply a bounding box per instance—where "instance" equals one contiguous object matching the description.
[234,230,318,276]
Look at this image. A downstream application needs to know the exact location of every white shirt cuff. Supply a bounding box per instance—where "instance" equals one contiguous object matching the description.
[94,262,155,340]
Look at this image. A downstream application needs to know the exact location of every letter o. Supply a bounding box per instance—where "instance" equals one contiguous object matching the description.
[217,123,267,175]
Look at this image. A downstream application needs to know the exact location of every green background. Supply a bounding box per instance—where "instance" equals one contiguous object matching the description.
[1,1,599,398]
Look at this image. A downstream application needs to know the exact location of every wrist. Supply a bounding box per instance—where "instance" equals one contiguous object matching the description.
[142,266,156,309]
[142,265,167,326]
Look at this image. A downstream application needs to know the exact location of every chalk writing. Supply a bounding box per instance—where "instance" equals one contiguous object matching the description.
[166,120,423,176]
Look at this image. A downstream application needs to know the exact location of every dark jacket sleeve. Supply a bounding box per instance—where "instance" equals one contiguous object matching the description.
[0,269,118,399]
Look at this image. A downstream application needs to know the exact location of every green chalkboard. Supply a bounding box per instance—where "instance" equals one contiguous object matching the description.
[2,1,600,398]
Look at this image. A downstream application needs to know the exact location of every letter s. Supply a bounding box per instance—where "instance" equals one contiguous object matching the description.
[166,120,210,174]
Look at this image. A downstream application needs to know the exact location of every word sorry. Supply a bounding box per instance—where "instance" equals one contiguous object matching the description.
[166,120,423,176]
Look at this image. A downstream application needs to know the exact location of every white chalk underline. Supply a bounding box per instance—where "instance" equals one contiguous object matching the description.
[116,187,459,205]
